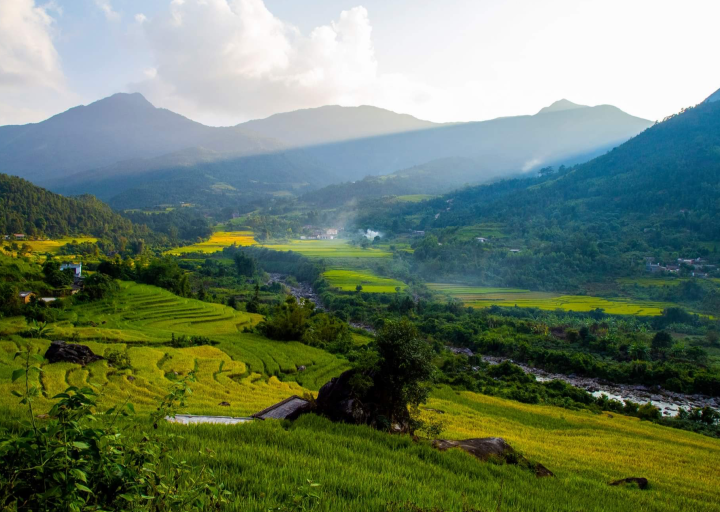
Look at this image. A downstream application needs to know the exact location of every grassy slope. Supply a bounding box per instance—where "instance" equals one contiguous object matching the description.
[1,282,719,511]
[428,283,677,316]
[162,389,720,512]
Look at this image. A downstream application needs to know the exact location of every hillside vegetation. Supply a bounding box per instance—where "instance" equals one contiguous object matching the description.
[0,173,146,239]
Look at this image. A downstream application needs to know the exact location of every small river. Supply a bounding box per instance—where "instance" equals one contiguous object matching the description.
[477,354,720,416]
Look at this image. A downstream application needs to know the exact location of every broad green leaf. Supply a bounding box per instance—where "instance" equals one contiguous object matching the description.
[11,369,25,382]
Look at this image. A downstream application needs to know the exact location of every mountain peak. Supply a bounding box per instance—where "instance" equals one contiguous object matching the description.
[705,87,720,103]
[536,99,588,115]
[94,92,153,108]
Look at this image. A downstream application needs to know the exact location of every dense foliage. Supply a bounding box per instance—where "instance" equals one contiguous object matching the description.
[353,102,720,292]
[0,173,147,239]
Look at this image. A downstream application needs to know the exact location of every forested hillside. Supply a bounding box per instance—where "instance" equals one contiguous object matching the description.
[356,101,720,293]
[0,173,147,238]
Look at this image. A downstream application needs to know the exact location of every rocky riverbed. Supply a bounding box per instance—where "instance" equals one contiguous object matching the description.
[481,355,720,416]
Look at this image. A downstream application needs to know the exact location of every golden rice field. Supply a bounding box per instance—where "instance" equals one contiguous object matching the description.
[166,231,256,255]
[1,283,719,510]
[261,239,392,259]
[323,268,407,293]
[428,283,675,316]
[0,282,349,416]
[3,237,98,256]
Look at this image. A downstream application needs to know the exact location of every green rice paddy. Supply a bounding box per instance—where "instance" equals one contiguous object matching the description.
[428,283,675,316]
[261,239,392,259]
[324,269,406,293]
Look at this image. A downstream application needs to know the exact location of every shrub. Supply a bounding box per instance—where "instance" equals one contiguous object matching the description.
[106,349,132,370]
[637,402,661,421]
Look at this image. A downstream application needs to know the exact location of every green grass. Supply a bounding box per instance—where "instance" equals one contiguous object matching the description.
[261,239,392,259]
[428,283,677,316]
[130,388,720,512]
[324,269,406,293]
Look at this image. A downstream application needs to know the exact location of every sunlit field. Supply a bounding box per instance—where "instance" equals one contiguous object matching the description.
[428,283,675,316]
[1,281,719,511]
[3,237,98,256]
[261,239,392,259]
[166,231,256,255]
[0,282,348,417]
[324,269,407,293]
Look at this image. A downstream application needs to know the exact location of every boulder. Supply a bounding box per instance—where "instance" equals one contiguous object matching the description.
[433,437,514,461]
[433,437,554,478]
[315,370,369,424]
[297,365,306,372]
[44,340,102,366]
[609,477,649,490]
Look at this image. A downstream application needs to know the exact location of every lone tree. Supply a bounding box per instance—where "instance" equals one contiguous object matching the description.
[372,319,435,425]
[316,318,436,431]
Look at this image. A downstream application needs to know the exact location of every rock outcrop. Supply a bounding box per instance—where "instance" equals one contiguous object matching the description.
[433,437,554,477]
[315,370,369,424]
[44,340,103,366]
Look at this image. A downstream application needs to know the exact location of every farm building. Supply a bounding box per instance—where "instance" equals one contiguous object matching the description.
[60,262,82,278]
[252,395,310,420]
[18,291,35,304]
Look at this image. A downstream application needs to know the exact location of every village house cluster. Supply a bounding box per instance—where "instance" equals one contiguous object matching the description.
[18,262,84,304]
[300,227,340,240]
[645,257,717,278]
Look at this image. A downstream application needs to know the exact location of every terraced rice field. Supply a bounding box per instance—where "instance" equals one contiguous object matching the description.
[0,282,349,416]
[323,269,406,293]
[166,231,256,255]
[261,239,392,259]
[428,283,674,316]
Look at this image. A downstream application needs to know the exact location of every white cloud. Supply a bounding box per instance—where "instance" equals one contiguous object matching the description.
[0,0,75,124]
[0,0,63,90]
[93,0,119,21]
[135,13,147,24]
[131,0,435,125]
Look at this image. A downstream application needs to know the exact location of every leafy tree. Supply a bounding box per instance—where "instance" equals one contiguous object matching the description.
[361,318,436,426]
[234,252,258,277]
[652,331,673,351]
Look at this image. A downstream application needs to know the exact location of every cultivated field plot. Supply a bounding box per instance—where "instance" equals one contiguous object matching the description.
[139,387,720,512]
[5,237,98,255]
[324,269,407,293]
[428,283,674,315]
[261,239,392,259]
[166,231,256,255]
[0,282,349,416]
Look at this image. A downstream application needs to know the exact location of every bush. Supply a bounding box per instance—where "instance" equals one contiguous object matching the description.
[637,402,661,421]
[106,349,132,370]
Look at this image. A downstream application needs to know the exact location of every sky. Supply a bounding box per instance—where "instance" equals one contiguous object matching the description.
[1,0,720,126]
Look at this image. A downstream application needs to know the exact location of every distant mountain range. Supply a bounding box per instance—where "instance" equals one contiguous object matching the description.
[0,93,652,209]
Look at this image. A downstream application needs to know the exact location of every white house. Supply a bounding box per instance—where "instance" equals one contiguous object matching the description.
[60,262,82,278]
